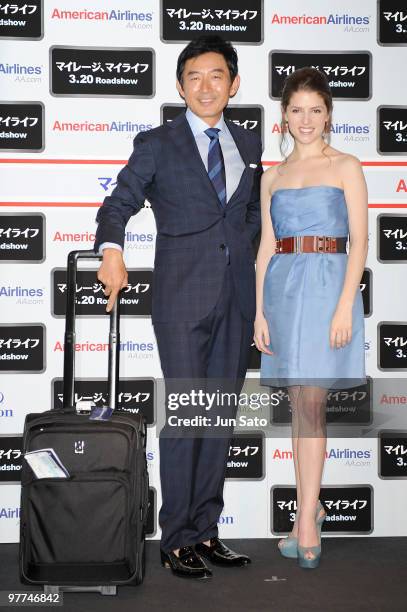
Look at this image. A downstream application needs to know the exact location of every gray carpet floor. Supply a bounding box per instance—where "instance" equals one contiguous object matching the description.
[1,538,406,612]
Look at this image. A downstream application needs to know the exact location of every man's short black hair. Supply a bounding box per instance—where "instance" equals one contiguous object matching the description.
[176,35,238,84]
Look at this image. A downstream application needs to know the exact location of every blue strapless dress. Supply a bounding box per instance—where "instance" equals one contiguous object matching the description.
[260,185,365,389]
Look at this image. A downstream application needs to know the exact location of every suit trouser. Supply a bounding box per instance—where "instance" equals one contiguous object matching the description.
[153,266,253,553]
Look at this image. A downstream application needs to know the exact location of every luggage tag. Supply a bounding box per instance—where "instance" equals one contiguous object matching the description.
[89,405,114,421]
[76,400,94,415]
[24,448,70,479]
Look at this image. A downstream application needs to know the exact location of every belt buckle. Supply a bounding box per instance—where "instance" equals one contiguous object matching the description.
[276,239,282,253]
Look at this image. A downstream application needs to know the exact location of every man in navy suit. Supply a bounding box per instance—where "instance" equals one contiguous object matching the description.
[95,35,262,579]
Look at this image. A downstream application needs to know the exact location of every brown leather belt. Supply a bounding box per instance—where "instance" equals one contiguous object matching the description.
[275,236,347,254]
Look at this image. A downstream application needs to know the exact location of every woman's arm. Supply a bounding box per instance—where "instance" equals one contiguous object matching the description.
[254,168,278,354]
[330,155,368,349]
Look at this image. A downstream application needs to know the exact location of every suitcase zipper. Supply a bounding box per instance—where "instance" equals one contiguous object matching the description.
[23,413,145,451]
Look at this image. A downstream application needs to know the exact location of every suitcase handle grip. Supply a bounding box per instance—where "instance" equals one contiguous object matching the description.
[62,250,120,413]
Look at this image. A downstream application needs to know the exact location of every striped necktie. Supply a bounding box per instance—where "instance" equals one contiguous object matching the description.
[204,127,227,208]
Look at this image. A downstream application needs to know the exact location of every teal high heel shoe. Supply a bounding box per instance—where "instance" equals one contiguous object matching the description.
[297,502,326,569]
[278,501,325,559]
[278,534,298,559]
[298,544,321,569]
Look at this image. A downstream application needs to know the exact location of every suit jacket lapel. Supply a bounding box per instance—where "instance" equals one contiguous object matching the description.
[168,112,221,207]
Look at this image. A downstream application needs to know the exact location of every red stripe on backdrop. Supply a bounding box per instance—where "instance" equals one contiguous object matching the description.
[368,204,407,208]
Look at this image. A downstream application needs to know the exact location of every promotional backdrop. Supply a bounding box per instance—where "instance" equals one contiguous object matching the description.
[1,0,407,543]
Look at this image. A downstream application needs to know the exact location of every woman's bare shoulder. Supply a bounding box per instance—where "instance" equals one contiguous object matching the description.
[327,149,362,185]
[329,148,362,169]
[261,164,283,191]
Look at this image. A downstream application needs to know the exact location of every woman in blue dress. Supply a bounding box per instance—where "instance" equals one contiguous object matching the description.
[254,68,367,569]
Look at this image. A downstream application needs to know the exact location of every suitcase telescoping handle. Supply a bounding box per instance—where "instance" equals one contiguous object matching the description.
[62,249,120,412]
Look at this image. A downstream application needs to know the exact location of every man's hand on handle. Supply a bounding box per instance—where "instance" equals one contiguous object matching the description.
[97,248,128,312]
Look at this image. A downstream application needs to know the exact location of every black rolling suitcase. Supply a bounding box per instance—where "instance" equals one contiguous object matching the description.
[19,250,149,596]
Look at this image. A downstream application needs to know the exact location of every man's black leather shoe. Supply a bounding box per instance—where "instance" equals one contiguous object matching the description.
[160,546,212,579]
[195,538,251,567]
